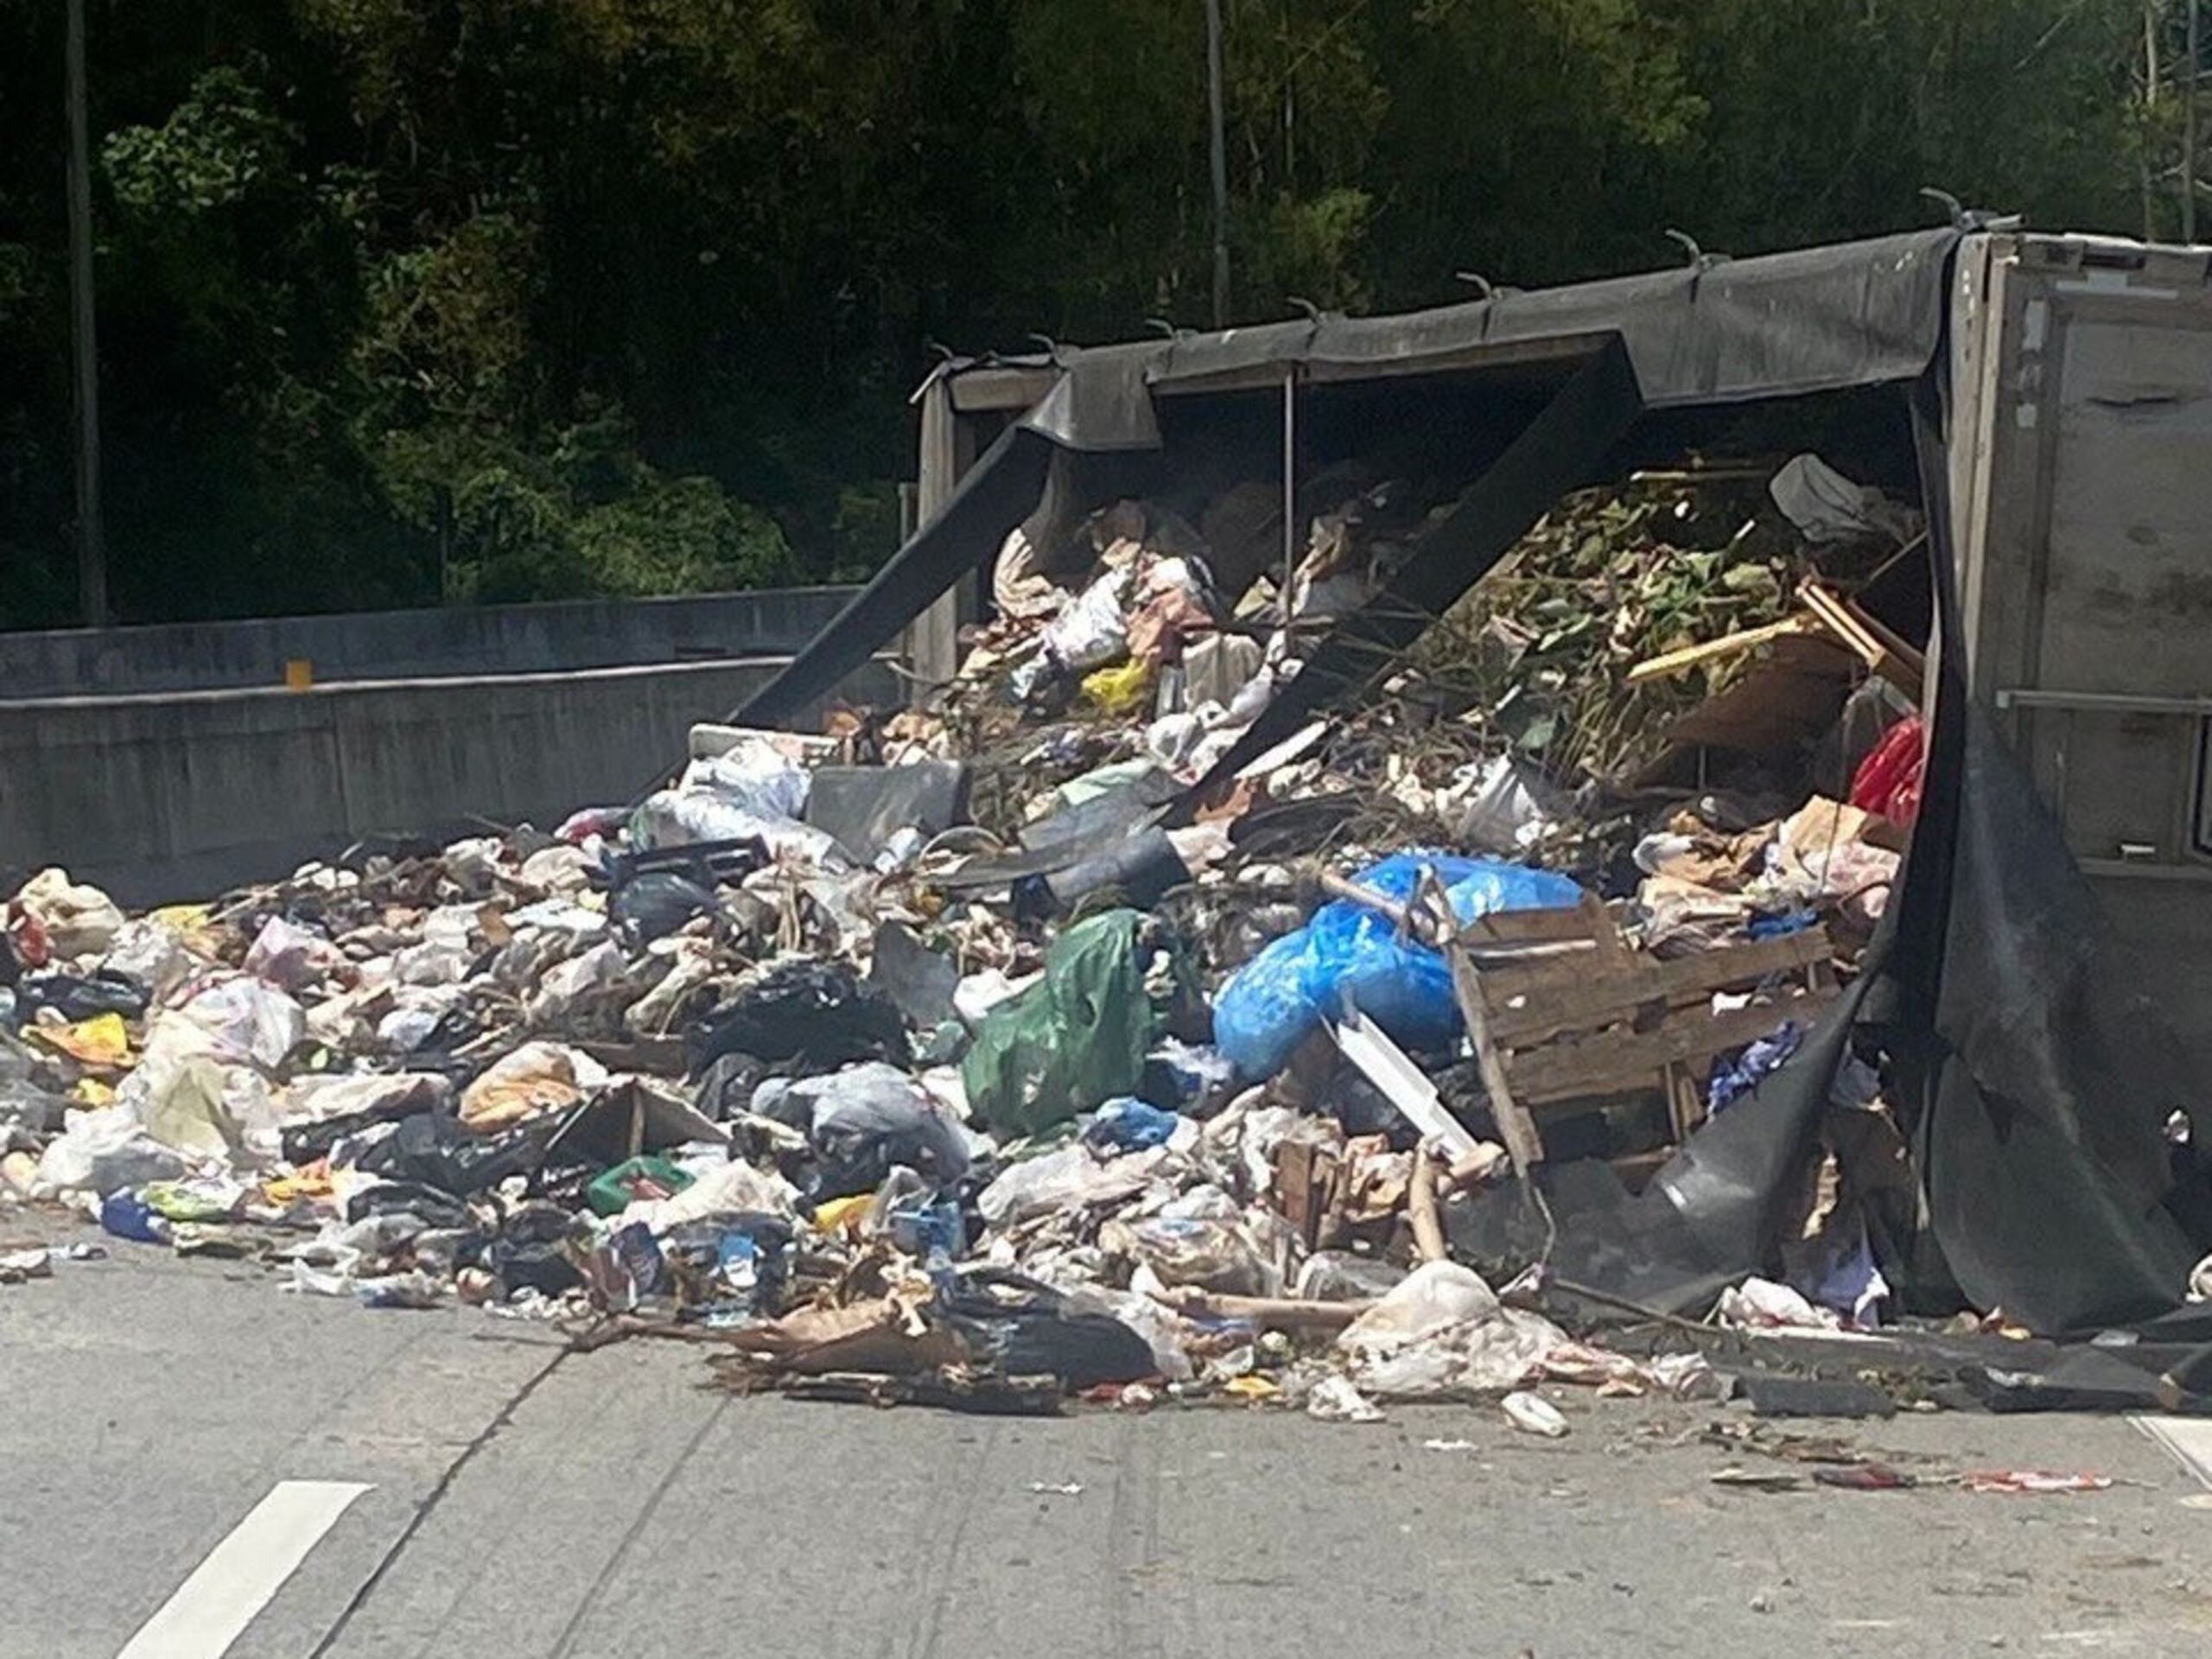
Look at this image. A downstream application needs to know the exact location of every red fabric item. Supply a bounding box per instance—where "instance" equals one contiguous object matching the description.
[5,907,49,969]
[1849,715,1925,827]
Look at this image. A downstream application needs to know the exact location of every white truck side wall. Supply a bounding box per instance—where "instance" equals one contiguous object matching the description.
[1950,232,2212,1067]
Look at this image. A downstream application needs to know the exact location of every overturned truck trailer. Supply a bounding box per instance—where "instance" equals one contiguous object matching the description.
[742,228,2212,1341]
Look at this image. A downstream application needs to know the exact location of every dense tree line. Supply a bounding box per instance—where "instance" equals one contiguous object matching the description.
[0,2,2183,627]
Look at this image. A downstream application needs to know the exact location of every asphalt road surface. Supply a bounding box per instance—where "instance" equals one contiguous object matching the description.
[6,1232,2212,1659]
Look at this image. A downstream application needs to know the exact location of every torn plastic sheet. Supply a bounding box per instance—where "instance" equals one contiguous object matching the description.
[1886,706,2208,1332]
[1447,974,1873,1317]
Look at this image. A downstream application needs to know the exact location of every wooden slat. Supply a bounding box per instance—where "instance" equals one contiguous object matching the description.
[1507,988,1837,1104]
[1668,1062,1708,1142]
[1625,615,1821,685]
[1483,929,1834,1044]
[1460,906,1614,947]
[1580,891,1632,967]
[1799,581,1925,699]
[1447,944,1548,1174]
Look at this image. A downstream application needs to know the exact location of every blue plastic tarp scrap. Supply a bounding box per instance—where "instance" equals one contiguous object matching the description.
[1211,852,1583,1079]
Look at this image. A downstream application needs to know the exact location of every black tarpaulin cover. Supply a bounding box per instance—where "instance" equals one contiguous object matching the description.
[737,228,1958,727]
[1885,709,2208,1332]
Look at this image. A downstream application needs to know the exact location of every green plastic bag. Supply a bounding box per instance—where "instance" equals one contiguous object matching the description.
[962,910,1166,1137]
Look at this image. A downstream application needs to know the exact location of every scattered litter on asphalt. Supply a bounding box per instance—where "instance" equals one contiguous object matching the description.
[0,453,2206,1441]
[1501,1390,1570,1438]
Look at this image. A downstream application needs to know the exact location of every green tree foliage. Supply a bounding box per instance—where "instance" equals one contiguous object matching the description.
[0,0,2163,627]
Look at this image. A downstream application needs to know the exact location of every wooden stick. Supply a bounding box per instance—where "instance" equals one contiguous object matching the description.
[1153,1288,1376,1331]
[1318,868,1421,934]
[563,1313,742,1354]
[1408,1147,1448,1263]
[1625,615,1820,685]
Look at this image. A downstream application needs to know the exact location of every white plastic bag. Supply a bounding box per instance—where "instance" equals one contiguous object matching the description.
[683,739,810,822]
[14,868,124,958]
[1338,1261,1568,1398]
[1714,1274,1838,1331]
[618,1156,799,1234]
[1306,1375,1386,1423]
[35,1108,188,1197]
[275,1072,449,1129]
[1038,571,1131,673]
[99,919,200,1001]
[976,1144,1166,1229]
[244,916,346,991]
[524,939,639,1029]
[173,973,307,1069]
[1769,454,1921,547]
[1338,1260,1502,1353]
[518,842,596,895]
[1110,1213,1275,1296]
[1443,755,1565,855]
[629,790,845,866]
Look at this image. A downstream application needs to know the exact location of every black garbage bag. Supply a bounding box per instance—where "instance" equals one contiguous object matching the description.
[689,959,909,1071]
[0,1079,72,1135]
[499,1198,582,1246]
[602,836,770,891]
[16,969,150,1022]
[867,922,959,1029]
[486,1236,584,1295]
[353,1112,551,1195]
[485,1198,587,1294]
[612,872,720,945]
[693,1052,769,1122]
[389,1006,492,1076]
[346,1179,474,1232]
[936,1270,1157,1389]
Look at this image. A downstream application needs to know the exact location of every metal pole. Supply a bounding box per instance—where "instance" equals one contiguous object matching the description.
[2148,3,2164,241]
[65,0,108,626]
[1205,0,1230,327]
[2189,1,2202,242]
[1281,365,1298,614]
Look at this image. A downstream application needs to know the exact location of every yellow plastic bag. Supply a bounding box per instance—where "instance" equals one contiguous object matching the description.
[811,1192,874,1236]
[1080,659,1154,716]
[30,1011,130,1066]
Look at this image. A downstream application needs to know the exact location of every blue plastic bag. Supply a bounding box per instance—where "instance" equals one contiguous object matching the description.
[1211,852,1582,1079]
[1082,1097,1183,1152]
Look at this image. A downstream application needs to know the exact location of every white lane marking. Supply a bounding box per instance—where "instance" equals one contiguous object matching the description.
[2132,1414,2212,1491]
[118,1480,371,1659]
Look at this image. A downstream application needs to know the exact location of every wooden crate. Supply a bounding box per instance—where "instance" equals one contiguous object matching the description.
[1443,893,1836,1175]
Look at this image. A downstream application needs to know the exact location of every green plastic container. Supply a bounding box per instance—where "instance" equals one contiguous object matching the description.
[586,1154,694,1217]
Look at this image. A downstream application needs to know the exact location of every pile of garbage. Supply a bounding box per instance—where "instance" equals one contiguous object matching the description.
[0,453,1964,1427]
